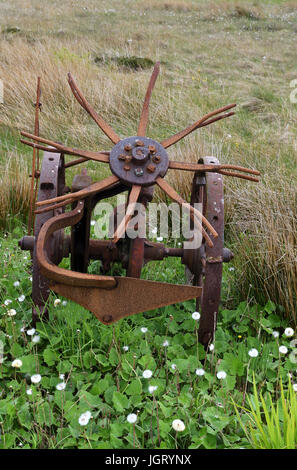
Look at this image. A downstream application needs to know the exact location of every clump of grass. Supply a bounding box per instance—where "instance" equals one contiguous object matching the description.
[225,174,297,325]
[95,55,155,71]
[234,377,297,449]
[232,5,261,20]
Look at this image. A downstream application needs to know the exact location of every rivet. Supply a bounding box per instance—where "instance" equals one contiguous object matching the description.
[152,155,161,164]
[125,155,132,163]
[148,145,156,153]
[124,165,131,171]
[134,168,144,177]
[147,164,156,173]
[124,144,132,151]
[135,139,144,147]
[118,154,126,161]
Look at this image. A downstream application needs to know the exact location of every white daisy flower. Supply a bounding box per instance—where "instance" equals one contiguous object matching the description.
[192,311,200,320]
[172,419,185,432]
[156,236,163,242]
[11,359,22,368]
[142,369,153,379]
[7,309,17,317]
[18,295,25,302]
[248,348,259,358]
[229,267,235,272]
[151,227,158,235]
[141,327,148,333]
[4,299,12,306]
[293,384,297,392]
[284,328,294,338]
[195,368,205,376]
[31,374,42,384]
[78,411,92,426]
[56,382,66,391]
[209,344,214,351]
[32,335,40,344]
[148,385,158,394]
[127,413,137,424]
[29,276,32,282]
[217,371,227,380]
[13,281,20,287]
[162,340,169,347]
[27,328,36,336]
[171,363,177,370]
[122,346,129,352]
[26,389,32,395]
[54,298,61,307]
[272,331,279,338]
[90,220,96,226]
[59,374,65,380]
[279,346,288,355]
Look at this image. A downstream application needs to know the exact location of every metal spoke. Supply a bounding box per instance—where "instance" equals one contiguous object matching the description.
[137,62,160,137]
[112,185,142,243]
[161,103,236,149]
[35,198,74,215]
[156,177,217,247]
[218,170,260,182]
[67,73,120,144]
[168,161,260,176]
[36,174,119,208]
[21,132,110,163]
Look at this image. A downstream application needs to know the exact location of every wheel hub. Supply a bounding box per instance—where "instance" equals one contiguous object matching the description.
[109,136,169,186]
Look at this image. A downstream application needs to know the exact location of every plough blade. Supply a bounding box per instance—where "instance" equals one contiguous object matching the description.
[50,277,202,324]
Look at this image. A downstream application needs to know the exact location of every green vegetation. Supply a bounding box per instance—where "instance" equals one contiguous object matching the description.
[0,0,296,449]
[1,228,297,449]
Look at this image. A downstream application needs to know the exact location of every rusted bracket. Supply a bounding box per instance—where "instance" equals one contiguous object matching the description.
[36,199,202,323]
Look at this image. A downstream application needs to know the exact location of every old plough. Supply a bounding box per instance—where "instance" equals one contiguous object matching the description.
[18,63,260,346]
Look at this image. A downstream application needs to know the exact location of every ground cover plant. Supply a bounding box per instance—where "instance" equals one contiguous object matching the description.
[0,0,296,449]
[0,227,296,449]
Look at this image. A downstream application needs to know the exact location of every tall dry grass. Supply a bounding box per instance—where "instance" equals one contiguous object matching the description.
[0,152,31,228]
[226,175,297,325]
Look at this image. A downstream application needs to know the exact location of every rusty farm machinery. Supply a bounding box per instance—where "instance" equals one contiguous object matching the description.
[18,63,260,347]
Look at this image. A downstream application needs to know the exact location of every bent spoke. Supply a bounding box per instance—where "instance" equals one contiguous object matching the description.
[67,73,120,144]
[137,62,160,137]
[156,177,217,247]
[36,174,119,207]
[21,132,110,163]
[168,161,260,176]
[161,103,236,149]
[112,185,142,243]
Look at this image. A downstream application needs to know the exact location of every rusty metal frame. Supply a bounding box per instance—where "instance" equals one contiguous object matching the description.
[19,63,260,343]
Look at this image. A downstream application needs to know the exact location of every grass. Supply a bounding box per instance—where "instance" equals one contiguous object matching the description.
[0,227,297,449]
[234,376,297,449]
